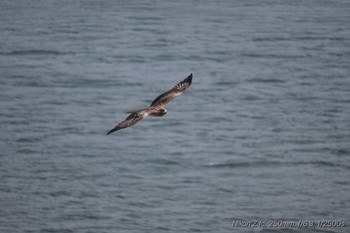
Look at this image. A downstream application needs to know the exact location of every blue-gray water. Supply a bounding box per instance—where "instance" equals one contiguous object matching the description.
[1,0,350,232]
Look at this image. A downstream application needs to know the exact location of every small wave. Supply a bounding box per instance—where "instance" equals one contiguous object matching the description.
[215,80,239,86]
[292,160,350,169]
[252,36,291,42]
[240,52,305,59]
[16,136,43,143]
[17,148,36,154]
[1,49,69,56]
[206,160,349,170]
[149,158,180,166]
[206,160,282,169]
[40,228,73,233]
[332,148,350,156]
[246,78,285,83]
[15,80,50,87]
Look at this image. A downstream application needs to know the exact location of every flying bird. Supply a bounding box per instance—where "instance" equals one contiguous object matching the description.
[106,73,193,135]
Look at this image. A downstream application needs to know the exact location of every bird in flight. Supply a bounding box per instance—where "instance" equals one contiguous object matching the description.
[106,73,193,135]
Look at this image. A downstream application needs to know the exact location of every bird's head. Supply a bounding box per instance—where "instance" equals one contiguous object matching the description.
[149,106,167,117]
[159,108,167,116]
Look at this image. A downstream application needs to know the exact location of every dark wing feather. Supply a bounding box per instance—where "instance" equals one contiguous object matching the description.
[106,111,144,135]
[150,73,192,107]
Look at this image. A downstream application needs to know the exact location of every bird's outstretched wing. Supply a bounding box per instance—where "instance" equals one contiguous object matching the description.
[106,110,145,135]
[150,73,192,107]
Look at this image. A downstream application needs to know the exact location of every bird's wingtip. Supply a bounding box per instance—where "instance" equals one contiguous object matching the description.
[186,73,193,85]
[106,128,115,135]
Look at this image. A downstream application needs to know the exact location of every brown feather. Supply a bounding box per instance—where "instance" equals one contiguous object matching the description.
[150,73,192,107]
[106,74,192,135]
[106,110,145,135]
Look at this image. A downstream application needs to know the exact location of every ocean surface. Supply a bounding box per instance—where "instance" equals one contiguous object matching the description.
[1,0,350,232]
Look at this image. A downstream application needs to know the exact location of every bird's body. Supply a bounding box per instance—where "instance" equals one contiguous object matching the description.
[106,74,192,135]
